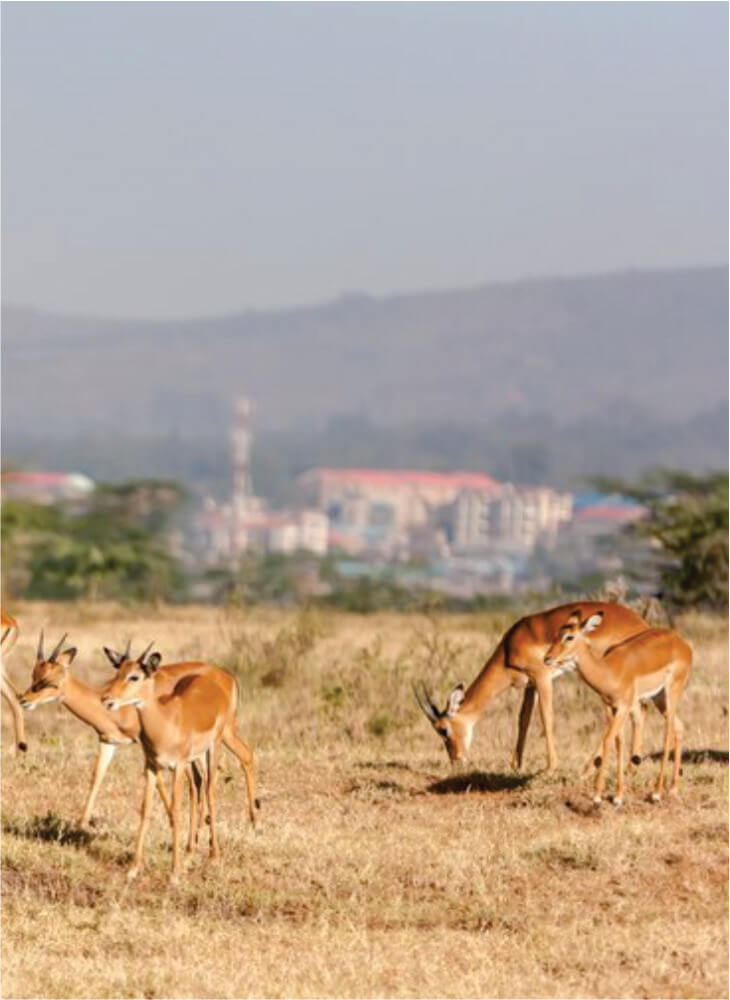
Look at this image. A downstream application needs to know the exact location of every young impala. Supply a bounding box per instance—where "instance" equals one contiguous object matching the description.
[1,610,27,753]
[544,609,692,805]
[414,601,650,771]
[19,633,209,836]
[102,643,257,882]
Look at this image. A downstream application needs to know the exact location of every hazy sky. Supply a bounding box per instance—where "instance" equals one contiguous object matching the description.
[2,2,727,319]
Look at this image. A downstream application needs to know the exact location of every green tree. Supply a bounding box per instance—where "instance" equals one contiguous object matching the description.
[591,470,728,610]
[1,480,186,602]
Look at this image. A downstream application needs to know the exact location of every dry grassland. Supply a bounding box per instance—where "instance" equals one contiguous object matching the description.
[1,602,728,999]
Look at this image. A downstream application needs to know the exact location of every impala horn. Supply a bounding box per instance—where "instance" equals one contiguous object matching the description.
[37,629,45,662]
[49,632,69,663]
[413,680,439,722]
[137,641,154,664]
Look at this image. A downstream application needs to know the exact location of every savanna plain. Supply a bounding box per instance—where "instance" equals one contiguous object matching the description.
[1,602,728,999]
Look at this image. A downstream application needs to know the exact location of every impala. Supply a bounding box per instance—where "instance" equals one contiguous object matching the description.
[1,610,27,753]
[414,601,649,770]
[20,633,207,836]
[102,643,257,882]
[544,609,692,805]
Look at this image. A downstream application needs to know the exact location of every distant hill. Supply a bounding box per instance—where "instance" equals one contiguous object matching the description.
[3,266,727,494]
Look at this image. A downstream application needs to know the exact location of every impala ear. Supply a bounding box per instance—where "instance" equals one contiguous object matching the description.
[446,684,466,716]
[57,648,77,666]
[103,647,123,669]
[582,612,603,634]
[144,652,163,673]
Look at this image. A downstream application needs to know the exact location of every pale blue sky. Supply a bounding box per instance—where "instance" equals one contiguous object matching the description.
[2,2,727,319]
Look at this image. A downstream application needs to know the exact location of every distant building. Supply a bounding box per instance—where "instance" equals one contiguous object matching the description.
[299,468,500,532]
[300,468,499,558]
[301,467,575,560]
[452,484,572,554]
[1,471,95,505]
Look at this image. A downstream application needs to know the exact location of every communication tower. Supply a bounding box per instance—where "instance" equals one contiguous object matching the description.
[231,396,253,553]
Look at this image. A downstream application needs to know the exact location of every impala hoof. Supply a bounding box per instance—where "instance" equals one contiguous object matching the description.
[630,755,641,766]
[17,741,28,753]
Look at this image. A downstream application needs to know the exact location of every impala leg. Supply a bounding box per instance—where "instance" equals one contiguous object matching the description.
[613,720,626,806]
[155,771,173,821]
[80,741,117,828]
[170,764,185,883]
[129,765,157,880]
[669,715,684,796]
[206,743,221,860]
[629,700,648,767]
[582,704,612,778]
[653,693,677,802]
[594,705,627,804]
[224,729,259,825]
[534,673,558,771]
[511,685,536,771]
[1,674,27,753]
[186,761,206,853]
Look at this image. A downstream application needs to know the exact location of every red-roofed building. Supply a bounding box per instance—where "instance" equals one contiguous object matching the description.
[1,471,95,505]
[299,467,500,534]
[574,504,645,524]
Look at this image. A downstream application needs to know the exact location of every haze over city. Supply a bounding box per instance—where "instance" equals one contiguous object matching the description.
[3,2,727,320]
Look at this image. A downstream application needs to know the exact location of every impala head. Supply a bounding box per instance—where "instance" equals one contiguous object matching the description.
[413,681,474,762]
[19,630,77,710]
[101,641,162,710]
[543,610,604,668]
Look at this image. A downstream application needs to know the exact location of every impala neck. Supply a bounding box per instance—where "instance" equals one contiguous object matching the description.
[62,673,138,739]
[570,642,608,696]
[460,645,514,719]
[134,680,179,747]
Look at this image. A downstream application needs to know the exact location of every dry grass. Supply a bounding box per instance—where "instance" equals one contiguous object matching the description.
[1,602,728,999]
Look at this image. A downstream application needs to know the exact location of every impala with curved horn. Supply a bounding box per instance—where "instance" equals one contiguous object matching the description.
[102,641,258,882]
[1,609,27,753]
[414,601,650,770]
[544,610,692,805]
[19,632,209,835]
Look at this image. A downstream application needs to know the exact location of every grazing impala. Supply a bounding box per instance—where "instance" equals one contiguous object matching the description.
[19,633,214,834]
[414,601,649,770]
[102,643,255,882]
[544,609,692,805]
[1,610,27,753]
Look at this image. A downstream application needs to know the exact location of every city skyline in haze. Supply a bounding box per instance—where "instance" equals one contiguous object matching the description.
[2,2,728,320]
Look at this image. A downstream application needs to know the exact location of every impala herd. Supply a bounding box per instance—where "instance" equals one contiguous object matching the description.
[2,600,693,882]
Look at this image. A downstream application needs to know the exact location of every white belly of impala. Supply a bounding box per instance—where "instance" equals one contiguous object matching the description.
[638,683,666,702]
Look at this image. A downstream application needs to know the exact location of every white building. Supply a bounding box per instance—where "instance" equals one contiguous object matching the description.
[452,484,573,554]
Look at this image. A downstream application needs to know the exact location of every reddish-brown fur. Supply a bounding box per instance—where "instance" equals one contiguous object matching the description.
[416,601,649,769]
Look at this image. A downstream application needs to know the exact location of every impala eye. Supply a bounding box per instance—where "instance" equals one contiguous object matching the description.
[128,675,140,682]
[564,634,575,643]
